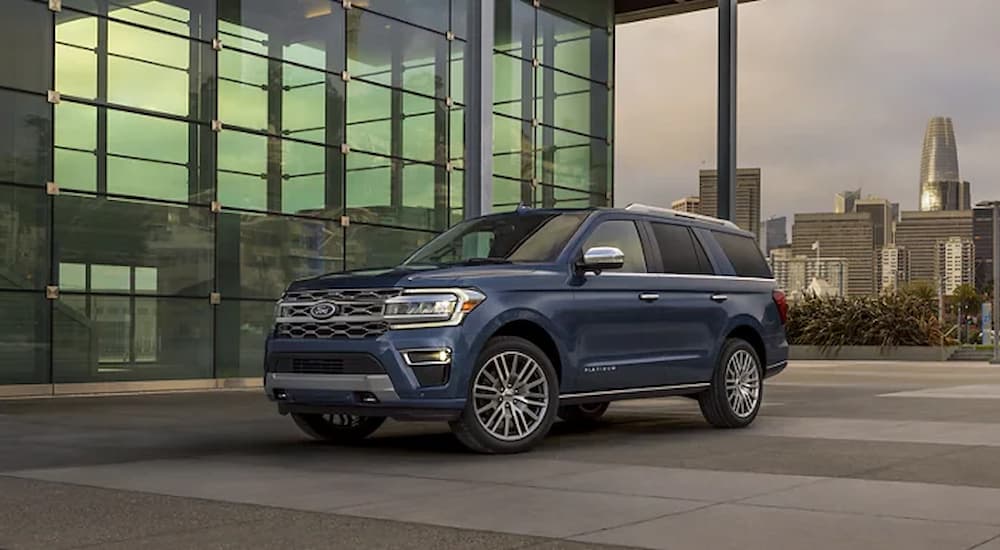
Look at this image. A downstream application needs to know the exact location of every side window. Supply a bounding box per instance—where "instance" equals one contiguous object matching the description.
[713,231,772,278]
[582,220,647,273]
[650,223,713,275]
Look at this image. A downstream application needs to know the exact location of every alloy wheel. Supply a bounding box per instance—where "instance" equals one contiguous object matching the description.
[472,351,550,441]
[725,349,760,418]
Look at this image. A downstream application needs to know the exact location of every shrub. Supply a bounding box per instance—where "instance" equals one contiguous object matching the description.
[786,290,949,348]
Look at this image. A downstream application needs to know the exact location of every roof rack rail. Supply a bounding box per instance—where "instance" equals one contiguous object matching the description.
[624,203,741,230]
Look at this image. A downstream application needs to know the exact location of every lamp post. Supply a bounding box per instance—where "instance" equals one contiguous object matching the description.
[978,201,1000,364]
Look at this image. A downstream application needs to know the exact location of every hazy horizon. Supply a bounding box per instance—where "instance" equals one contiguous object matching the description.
[613,0,1000,222]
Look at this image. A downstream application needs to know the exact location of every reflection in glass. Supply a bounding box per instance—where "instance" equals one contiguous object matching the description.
[218,0,344,72]
[346,224,435,269]
[494,0,535,56]
[53,296,212,383]
[0,185,49,291]
[0,89,52,187]
[0,291,50,385]
[493,115,532,180]
[61,0,216,40]
[217,212,344,300]
[537,7,609,83]
[536,66,609,138]
[215,300,272,378]
[536,126,609,196]
[54,194,214,296]
[347,153,448,231]
[347,9,449,98]
[1,0,53,94]
[493,53,532,119]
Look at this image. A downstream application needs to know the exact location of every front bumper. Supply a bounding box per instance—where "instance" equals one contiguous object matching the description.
[264,326,471,420]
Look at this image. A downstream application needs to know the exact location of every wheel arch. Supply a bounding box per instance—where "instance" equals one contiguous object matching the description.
[725,323,767,368]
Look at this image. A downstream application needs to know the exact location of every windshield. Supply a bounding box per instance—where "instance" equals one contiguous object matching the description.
[402,211,589,266]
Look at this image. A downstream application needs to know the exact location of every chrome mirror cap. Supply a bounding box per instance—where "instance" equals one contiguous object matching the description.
[580,246,625,273]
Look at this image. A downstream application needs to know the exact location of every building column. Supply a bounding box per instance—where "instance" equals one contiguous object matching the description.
[717,0,737,221]
[463,0,495,219]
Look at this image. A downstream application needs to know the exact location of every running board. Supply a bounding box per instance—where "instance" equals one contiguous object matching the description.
[559,382,710,405]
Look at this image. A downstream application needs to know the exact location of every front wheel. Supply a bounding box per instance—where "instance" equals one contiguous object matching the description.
[450,336,559,454]
[291,413,385,443]
[698,339,763,428]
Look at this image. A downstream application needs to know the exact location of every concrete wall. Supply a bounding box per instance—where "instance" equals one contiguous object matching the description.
[789,345,957,362]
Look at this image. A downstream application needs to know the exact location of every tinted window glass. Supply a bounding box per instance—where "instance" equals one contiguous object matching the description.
[582,220,646,273]
[651,223,711,275]
[713,231,771,278]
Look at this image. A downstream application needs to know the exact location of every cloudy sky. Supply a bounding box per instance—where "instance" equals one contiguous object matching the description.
[614,0,1000,221]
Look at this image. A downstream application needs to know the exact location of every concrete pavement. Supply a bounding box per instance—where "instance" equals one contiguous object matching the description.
[3,360,1000,549]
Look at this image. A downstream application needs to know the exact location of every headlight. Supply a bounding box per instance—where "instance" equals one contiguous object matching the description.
[385,288,486,329]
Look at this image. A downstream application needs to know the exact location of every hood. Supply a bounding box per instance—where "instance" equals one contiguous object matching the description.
[286,263,559,292]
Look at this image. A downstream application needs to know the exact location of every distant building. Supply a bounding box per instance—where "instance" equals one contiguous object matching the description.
[855,197,892,249]
[974,206,995,294]
[769,247,848,299]
[935,237,975,295]
[670,196,700,213]
[760,216,787,255]
[791,212,874,296]
[919,117,971,212]
[698,168,761,242]
[875,245,910,293]
[834,189,861,214]
[894,210,973,286]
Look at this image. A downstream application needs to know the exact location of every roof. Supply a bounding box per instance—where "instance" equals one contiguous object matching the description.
[616,0,759,24]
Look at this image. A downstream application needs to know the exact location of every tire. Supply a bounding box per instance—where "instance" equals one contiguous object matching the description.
[698,338,763,429]
[558,402,609,425]
[291,413,385,442]
[450,336,559,454]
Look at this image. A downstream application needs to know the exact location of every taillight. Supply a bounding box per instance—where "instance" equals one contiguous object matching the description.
[772,290,788,324]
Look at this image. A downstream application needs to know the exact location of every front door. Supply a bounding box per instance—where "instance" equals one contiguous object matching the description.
[568,219,673,392]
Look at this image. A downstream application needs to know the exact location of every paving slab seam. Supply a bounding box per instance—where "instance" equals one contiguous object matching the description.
[968,533,1000,550]
[728,500,1000,529]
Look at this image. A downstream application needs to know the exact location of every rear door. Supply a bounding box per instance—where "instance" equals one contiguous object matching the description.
[640,221,730,384]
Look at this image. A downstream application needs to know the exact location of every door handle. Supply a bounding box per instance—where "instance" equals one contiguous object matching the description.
[639,293,660,302]
[711,294,729,303]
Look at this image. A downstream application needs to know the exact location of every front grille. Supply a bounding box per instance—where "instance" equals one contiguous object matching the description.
[273,287,400,340]
[270,353,385,375]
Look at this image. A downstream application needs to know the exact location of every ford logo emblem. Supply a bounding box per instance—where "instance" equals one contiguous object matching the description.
[309,302,338,320]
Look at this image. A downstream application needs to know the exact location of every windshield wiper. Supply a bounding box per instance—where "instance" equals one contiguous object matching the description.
[458,257,512,265]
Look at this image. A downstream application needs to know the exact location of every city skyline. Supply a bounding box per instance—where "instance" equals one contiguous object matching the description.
[614,0,999,220]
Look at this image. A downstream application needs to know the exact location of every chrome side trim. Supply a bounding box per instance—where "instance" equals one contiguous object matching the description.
[264,373,400,402]
[560,382,710,400]
[599,272,776,284]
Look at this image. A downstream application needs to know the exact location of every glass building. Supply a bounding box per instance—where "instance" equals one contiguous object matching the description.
[0,0,618,391]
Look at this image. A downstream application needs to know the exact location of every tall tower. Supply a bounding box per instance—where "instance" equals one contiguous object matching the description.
[919,117,965,211]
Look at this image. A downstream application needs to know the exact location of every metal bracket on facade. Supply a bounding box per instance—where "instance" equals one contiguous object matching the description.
[212,38,223,51]
[530,178,539,188]
[607,26,613,35]
[532,0,540,7]
[211,119,223,132]
[531,118,539,128]
[532,58,540,68]
[446,96,454,107]
[340,143,350,155]
[446,31,455,41]
[210,292,221,305]
[46,286,59,300]
[48,0,61,12]
[46,182,60,196]
[210,200,222,213]
[342,0,352,9]
[446,162,454,172]
[47,90,60,104]
[340,71,351,82]
[340,215,350,228]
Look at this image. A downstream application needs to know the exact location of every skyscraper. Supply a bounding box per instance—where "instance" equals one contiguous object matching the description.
[935,237,975,295]
[855,197,892,249]
[699,168,761,242]
[919,117,971,211]
[761,216,788,255]
[974,206,995,294]
[894,210,973,284]
[834,189,861,214]
[670,196,701,213]
[791,212,874,296]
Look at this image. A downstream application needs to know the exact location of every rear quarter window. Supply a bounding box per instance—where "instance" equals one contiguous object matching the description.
[712,231,771,279]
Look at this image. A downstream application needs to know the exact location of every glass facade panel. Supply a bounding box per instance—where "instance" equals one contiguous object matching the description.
[53,295,212,383]
[0,291,50,385]
[0,89,52,187]
[0,185,49,290]
[218,212,344,300]
[53,194,214,297]
[1,0,53,93]
[346,224,436,270]
[0,0,611,388]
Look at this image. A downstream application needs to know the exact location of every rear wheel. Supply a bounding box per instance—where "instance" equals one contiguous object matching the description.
[698,338,762,428]
[291,413,385,442]
[450,336,559,454]
[558,402,609,425]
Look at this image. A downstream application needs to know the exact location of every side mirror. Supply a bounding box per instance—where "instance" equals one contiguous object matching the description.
[578,246,625,274]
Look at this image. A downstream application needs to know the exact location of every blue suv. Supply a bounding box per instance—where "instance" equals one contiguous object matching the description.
[265,204,789,453]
